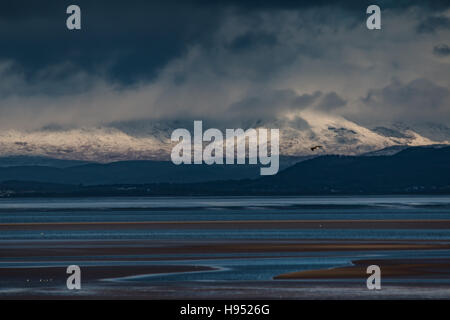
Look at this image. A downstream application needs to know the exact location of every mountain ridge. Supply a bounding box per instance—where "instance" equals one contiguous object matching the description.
[1,113,448,162]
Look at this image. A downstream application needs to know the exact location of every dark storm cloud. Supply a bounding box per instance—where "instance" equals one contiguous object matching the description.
[0,1,449,130]
[0,1,223,83]
[433,44,450,57]
[417,15,450,33]
[228,32,278,51]
[201,0,449,12]
[0,61,104,97]
[1,0,449,84]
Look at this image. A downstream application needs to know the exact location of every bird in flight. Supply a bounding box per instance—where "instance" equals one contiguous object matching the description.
[310,145,323,151]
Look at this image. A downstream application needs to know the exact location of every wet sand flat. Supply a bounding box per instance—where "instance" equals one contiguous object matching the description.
[1,196,450,299]
[274,258,450,280]
[0,265,215,283]
[2,219,450,230]
[2,240,450,258]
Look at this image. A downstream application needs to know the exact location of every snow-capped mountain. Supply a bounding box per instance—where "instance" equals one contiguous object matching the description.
[0,112,446,162]
[373,122,450,143]
[0,127,173,162]
[273,111,439,156]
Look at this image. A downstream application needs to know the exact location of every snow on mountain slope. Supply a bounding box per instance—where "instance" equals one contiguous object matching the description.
[0,128,173,162]
[374,122,450,143]
[265,111,438,156]
[0,112,443,162]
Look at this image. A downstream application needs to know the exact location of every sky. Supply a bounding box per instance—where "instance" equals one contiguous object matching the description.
[0,0,449,130]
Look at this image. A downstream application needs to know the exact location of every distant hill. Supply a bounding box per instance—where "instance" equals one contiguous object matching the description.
[246,145,450,194]
[0,156,91,168]
[0,146,449,197]
[0,161,260,185]
[0,156,306,185]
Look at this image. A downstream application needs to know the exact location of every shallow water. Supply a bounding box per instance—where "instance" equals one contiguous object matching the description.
[1,196,450,298]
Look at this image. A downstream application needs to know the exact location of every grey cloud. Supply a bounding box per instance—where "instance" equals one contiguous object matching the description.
[358,78,450,125]
[364,78,449,110]
[316,92,347,111]
[228,32,278,51]
[228,89,346,123]
[0,6,449,131]
[1,0,449,83]
[292,91,322,107]
[433,44,450,56]
[417,16,450,33]
[0,61,108,97]
[287,116,310,130]
[228,89,321,120]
